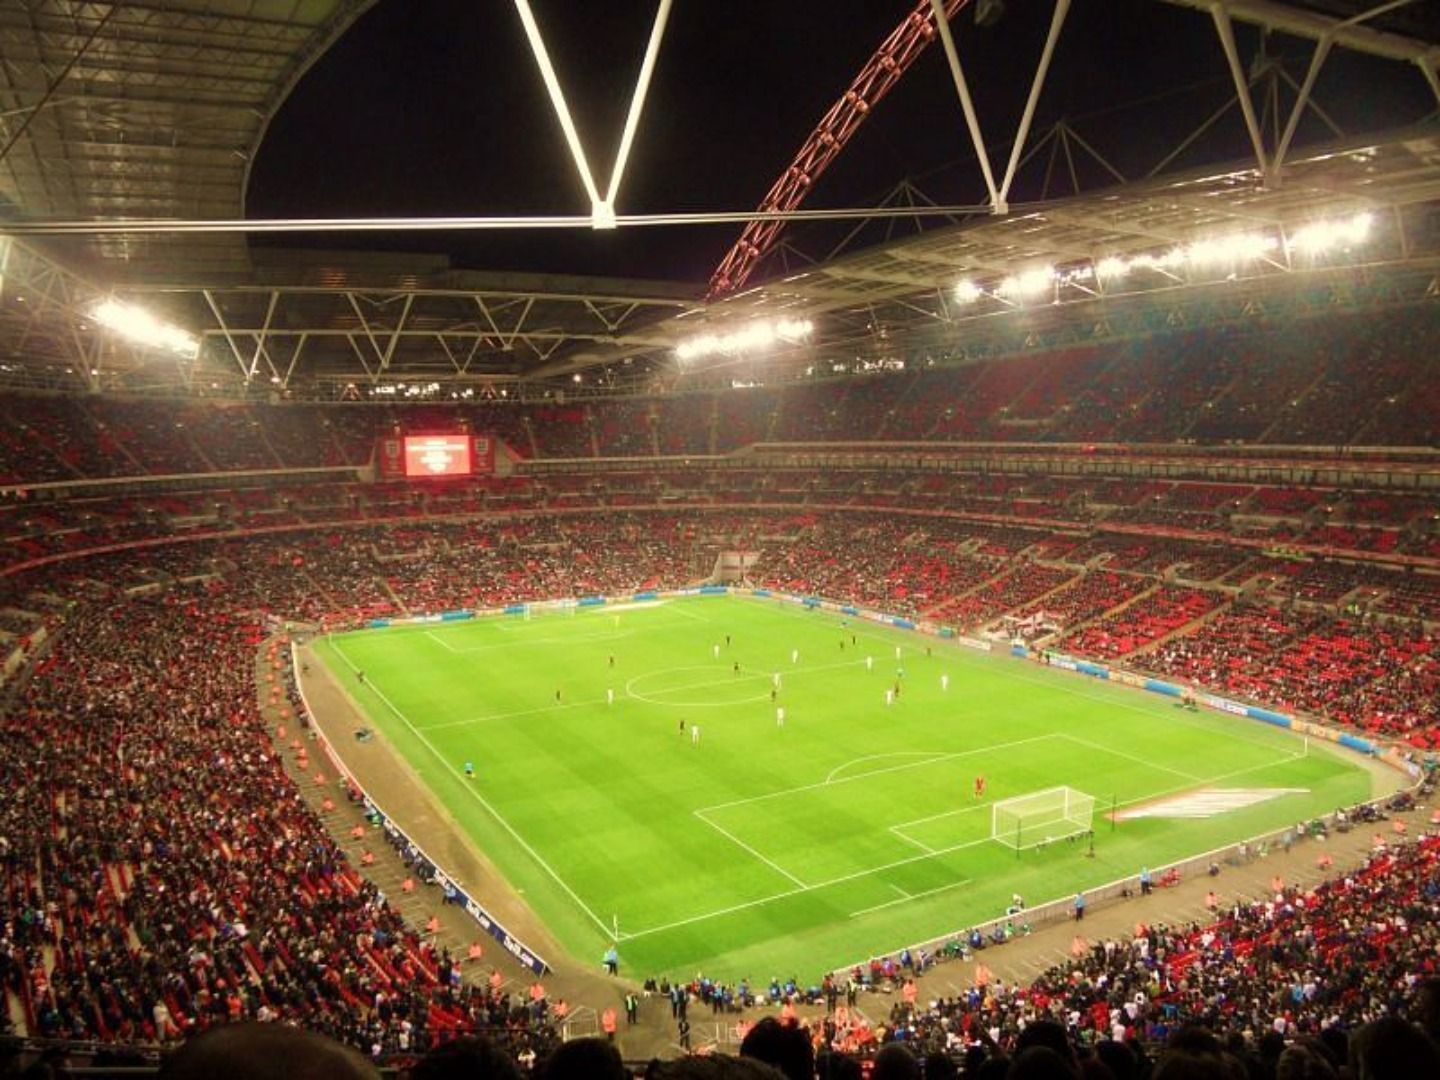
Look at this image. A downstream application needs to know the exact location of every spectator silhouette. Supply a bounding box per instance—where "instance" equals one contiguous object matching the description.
[409,1035,523,1080]
[739,1017,813,1080]
[156,1023,377,1080]
[540,1036,627,1080]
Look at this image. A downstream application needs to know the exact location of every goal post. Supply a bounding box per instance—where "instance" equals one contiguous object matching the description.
[991,786,1096,852]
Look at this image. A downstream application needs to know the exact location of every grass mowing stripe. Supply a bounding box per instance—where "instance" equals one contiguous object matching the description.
[692,810,809,889]
[329,638,617,941]
[698,734,1062,814]
[316,594,1373,979]
[619,745,1314,943]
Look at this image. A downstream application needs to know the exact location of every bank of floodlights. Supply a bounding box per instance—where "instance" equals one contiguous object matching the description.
[952,210,1376,304]
[675,317,813,363]
[91,299,200,359]
[1288,211,1373,256]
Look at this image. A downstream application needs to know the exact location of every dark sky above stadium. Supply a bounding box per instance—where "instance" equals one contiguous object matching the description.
[246,0,1437,285]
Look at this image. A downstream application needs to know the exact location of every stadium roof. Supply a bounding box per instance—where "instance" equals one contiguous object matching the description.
[0,1,1437,396]
[0,0,377,277]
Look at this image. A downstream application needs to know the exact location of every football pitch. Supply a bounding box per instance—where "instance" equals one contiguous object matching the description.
[312,594,1373,981]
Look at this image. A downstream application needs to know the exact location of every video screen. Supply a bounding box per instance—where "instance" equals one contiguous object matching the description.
[403,435,472,478]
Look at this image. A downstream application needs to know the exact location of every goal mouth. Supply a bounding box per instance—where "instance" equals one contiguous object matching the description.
[992,785,1096,852]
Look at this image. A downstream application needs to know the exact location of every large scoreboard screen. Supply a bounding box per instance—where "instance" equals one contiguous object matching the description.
[403,435,471,478]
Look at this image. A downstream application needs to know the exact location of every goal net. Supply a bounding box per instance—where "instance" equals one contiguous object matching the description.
[991,786,1095,851]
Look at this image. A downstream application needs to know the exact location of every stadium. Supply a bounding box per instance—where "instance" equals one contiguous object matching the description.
[1,1,1438,1076]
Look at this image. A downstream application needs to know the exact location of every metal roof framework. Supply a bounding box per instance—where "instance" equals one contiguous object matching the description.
[0,0,377,276]
[652,127,1440,384]
[1,127,1437,397]
[0,1,1436,396]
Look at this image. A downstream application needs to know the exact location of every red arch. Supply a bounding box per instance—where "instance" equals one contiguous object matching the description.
[707,0,971,299]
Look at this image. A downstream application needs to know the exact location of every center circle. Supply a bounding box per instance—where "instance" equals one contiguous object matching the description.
[625,665,776,707]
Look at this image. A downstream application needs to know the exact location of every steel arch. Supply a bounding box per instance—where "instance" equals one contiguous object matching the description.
[707,0,971,299]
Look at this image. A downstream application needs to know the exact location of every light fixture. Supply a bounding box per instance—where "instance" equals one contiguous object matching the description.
[997,266,1055,300]
[1288,211,1373,256]
[91,299,199,359]
[954,279,983,303]
[676,318,813,362]
[1186,232,1276,267]
[1096,257,1128,280]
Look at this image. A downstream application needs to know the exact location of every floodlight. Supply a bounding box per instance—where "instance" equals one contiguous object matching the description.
[1096,257,1128,280]
[1186,232,1275,267]
[954,279,983,302]
[675,318,813,363]
[998,266,1055,299]
[91,299,200,359]
[1289,211,1373,256]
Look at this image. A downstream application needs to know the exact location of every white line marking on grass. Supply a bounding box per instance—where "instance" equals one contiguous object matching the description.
[329,640,616,941]
[693,810,809,889]
[754,597,1301,758]
[424,630,461,652]
[617,836,997,942]
[852,879,971,919]
[419,696,607,732]
[825,752,950,784]
[620,746,1312,942]
[889,800,991,833]
[887,826,937,855]
[428,629,637,653]
[669,602,710,622]
[623,657,870,707]
[993,660,1300,756]
[1058,732,1203,783]
[699,734,1059,815]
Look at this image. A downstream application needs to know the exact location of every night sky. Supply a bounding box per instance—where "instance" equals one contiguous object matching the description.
[246,1,1437,285]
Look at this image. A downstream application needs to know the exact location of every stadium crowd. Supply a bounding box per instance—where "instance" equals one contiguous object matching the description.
[1,304,1438,486]
[2,305,1439,1072]
[0,594,564,1063]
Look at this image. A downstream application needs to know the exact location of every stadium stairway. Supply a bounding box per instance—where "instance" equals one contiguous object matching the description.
[375,577,409,616]
[1046,579,1159,650]
[1126,596,1235,662]
[916,561,1036,623]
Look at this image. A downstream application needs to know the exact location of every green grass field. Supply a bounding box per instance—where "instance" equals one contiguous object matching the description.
[312,594,1372,982]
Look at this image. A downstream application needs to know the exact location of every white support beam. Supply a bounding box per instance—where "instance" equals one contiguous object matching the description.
[604,0,673,214]
[247,289,280,381]
[1160,0,1439,65]
[281,333,307,389]
[201,289,252,382]
[1210,5,1271,180]
[1420,57,1440,107]
[377,293,414,373]
[511,0,604,211]
[1272,37,1332,177]
[998,0,1072,206]
[928,0,1001,211]
[512,0,673,229]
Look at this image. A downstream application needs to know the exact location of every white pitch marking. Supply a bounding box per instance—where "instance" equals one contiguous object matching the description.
[619,748,1310,941]
[1058,732,1203,783]
[887,825,938,855]
[427,627,636,653]
[693,810,808,889]
[699,734,1060,816]
[850,878,971,920]
[329,640,616,940]
[825,751,951,785]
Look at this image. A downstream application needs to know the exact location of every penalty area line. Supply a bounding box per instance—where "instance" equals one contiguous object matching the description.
[851,878,971,920]
[622,747,1314,942]
[694,809,808,889]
